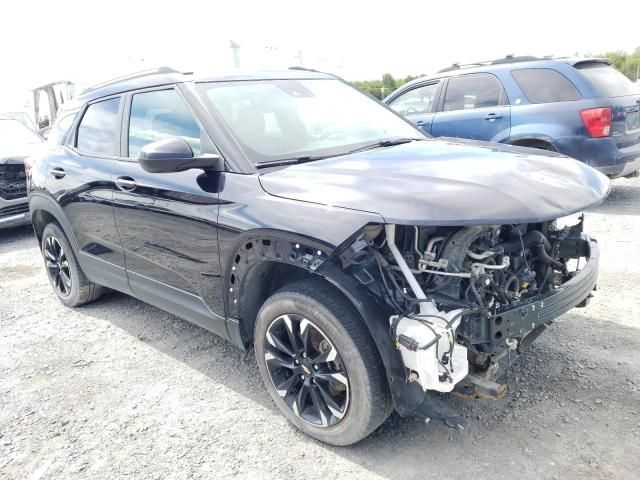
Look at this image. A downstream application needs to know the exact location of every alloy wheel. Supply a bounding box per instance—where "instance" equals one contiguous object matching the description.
[264,314,349,427]
[44,235,72,297]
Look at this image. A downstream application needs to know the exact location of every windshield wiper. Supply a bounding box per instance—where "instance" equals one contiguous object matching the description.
[255,155,331,170]
[254,137,423,170]
[345,137,423,155]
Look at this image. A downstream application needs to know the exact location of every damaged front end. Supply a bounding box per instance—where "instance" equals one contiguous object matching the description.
[334,216,598,403]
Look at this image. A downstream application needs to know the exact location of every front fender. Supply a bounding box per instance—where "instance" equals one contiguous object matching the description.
[225,227,425,416]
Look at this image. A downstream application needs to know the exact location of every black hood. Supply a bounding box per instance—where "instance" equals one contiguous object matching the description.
[259,138,610,225]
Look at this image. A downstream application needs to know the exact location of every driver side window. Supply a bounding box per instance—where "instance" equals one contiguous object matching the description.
[389,82,439,116]
[128,89,202,159]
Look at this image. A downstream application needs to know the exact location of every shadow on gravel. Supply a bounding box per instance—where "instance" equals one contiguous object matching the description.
[0,225,35,250]
[76,287,640,478]
[588,181,640,216]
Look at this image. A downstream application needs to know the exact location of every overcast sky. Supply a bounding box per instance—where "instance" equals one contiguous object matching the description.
[2,0,639,109]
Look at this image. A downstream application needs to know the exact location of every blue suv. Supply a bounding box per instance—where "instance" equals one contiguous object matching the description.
[384,56,640,178]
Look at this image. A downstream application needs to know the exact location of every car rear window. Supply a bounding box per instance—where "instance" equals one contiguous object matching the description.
[575,63,640,97]
[511,68,582,104]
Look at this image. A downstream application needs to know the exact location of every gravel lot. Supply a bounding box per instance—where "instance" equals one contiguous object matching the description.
[1,178,640,480]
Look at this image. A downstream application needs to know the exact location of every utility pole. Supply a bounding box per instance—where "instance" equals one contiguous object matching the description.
[230,40,241,69]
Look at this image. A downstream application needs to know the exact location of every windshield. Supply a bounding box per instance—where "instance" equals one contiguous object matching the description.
[577,64,640,97]
[198,78,424,166]
[0,119,43,147]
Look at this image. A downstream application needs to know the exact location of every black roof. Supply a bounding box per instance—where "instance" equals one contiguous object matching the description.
[73,66,335,105]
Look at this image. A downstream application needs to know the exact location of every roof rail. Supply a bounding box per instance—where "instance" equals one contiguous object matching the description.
[437,55,546,73]
[81,66,181,95]
[288,66,322,73]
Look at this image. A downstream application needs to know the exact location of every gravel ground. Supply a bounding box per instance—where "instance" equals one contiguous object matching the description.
[1,178,640,480]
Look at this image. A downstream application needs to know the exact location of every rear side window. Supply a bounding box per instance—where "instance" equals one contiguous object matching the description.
[576,64,640,97]
[389,82,439,115]
[511,68,582,103]
[128,89,202,158]
[442,73,507,112]
[76,98,121,156]
[49,112,77,145]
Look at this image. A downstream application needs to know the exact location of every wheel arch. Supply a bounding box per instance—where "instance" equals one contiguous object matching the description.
[29,193,79,253]
[225,228,425,416]
[508,135,558,151]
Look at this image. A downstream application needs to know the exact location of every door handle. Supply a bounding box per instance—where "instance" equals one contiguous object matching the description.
[484,113,503,121]
[416,120,429,126]
[49,167,66,179]
[115,176,137,191]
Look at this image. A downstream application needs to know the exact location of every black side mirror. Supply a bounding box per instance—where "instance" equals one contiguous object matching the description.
[138,137,224,174]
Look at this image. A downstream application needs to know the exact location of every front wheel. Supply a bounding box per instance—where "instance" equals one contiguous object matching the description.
[254,279,392,445]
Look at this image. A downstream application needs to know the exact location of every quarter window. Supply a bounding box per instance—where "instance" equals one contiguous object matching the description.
[389,83,439,116]
[76,98,120,156]
[443,74,507,112]
[511,68,582,103]
[128,89,202,158]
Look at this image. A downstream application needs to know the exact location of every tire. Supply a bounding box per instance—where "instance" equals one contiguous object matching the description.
[254,278,392,445]
[41,223,104,307]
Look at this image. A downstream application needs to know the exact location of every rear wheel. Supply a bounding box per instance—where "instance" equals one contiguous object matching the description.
[41,223,104,307]
[254,279,392,445]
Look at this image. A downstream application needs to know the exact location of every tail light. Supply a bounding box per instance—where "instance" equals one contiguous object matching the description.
[580,107,611,138]
[24,156,36,177]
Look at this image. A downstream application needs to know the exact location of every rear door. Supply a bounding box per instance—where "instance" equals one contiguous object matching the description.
[576,63,640,148]
[386,81,441,134]
[48,96,128,291]
[111,86,227,335]
[431,73,511,142]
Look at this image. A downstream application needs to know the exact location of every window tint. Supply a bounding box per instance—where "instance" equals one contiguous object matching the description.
[77,98,120,156]
[443,74,507,112]
[49,112,77,145]
[389,83,439,115]
[511,68,582,103]
[128,89,202,158]
[576,64,640,97]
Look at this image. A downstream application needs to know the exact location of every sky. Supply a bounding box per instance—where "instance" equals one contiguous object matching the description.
[2,0,639,110]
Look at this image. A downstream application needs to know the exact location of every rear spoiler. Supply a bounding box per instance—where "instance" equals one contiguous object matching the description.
[568,58,612,68]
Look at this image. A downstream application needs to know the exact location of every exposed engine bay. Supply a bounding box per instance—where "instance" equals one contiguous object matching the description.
[338,216,595,396]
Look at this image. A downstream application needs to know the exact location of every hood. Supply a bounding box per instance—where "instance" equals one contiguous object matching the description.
[0,142,45,165]
[259,138,610,225]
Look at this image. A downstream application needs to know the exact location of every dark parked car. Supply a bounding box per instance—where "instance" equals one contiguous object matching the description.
[384,56,640,178]
[1,114,44,229]
[27,68,609,445]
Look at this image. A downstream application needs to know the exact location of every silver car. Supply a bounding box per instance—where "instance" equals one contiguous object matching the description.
[0,115,43,229]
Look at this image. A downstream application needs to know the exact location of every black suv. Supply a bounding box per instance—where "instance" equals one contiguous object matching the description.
[27,67,609,445]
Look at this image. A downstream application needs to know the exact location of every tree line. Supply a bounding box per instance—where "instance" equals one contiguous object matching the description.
[353,48,640,100]
[598,48,640,82]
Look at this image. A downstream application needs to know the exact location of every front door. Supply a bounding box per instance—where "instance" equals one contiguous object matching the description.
[111,87,227,336]
[387,81,441,134]
[431,73,511,142]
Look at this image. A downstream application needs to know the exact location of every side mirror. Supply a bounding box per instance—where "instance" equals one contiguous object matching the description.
[37,126,52,140]
[138,137,224,174]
